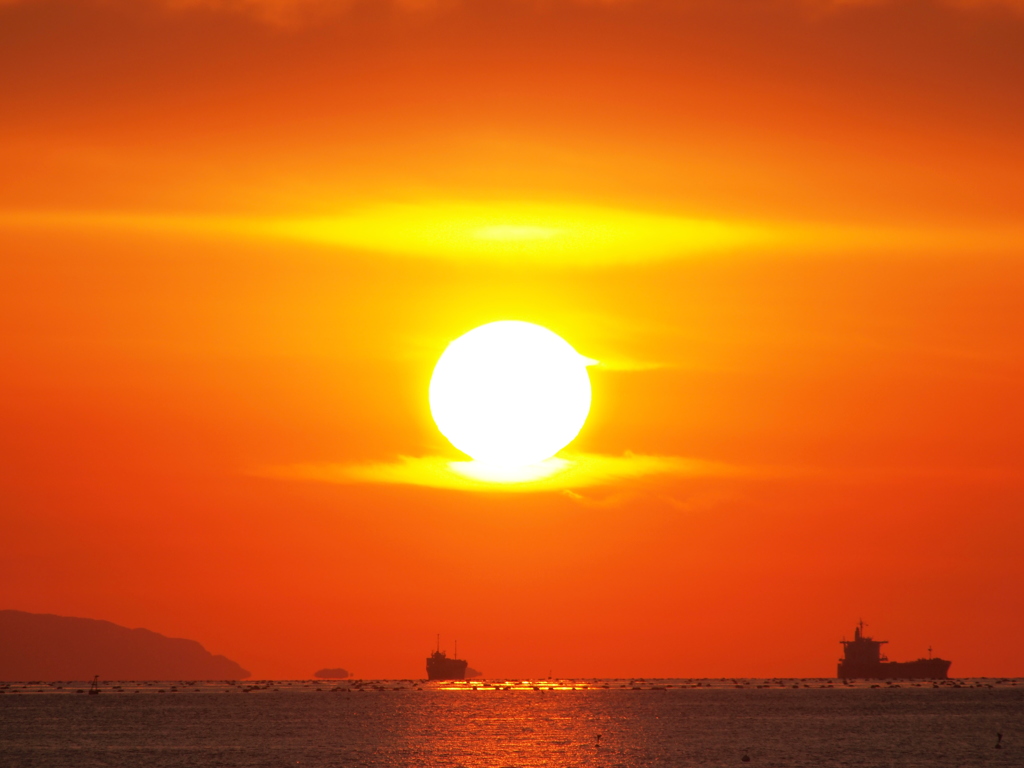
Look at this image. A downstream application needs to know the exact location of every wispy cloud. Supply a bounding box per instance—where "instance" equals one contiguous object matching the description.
[0,204,776,264]
[4,205,1024,264]
[594,356,674,372]
[262,452,740,493]
[4,0,1023,23]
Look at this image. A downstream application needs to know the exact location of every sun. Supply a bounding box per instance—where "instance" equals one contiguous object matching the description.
[429,321,594,467]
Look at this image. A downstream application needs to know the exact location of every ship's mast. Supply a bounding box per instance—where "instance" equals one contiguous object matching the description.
[436,634,440,653]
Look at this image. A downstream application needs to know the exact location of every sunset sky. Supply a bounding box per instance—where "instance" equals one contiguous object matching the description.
[2,0,1022,679]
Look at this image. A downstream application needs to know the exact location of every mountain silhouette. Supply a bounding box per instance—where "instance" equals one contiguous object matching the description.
[0,610,249,680]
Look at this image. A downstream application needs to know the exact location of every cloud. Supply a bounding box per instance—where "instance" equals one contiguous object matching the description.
[5,205,1024,264]
[594,356,674,372]
[0,205,780,264]
[0,0,455,21]
[263,452,740,493]
[163,0,1024,14]
[163,0,435,24]
[4,0,1024,21]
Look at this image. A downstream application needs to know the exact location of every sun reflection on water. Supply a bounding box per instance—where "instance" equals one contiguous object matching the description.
[433,679,592,691]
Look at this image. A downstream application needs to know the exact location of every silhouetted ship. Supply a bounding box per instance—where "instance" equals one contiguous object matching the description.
[426,636,468,681]
[838,621,951,679]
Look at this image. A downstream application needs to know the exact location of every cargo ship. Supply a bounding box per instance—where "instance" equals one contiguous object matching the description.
[838,621,951,679]
[426,636,468,680]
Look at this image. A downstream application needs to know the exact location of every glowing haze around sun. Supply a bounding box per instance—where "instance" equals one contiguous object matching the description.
[429,321,594,468]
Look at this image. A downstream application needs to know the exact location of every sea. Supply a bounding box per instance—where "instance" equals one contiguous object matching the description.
[1,678,1021,767]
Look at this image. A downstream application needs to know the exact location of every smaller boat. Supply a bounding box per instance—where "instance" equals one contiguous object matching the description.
[88,675,100,695]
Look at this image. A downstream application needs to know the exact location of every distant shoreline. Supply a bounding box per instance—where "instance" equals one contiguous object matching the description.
[2,677,1018,691]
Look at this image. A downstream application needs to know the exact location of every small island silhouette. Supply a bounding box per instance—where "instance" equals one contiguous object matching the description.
[313,667,350,679]
[0,610,249,681]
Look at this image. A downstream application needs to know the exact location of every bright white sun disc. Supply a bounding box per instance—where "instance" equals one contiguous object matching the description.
[429,321,593,467]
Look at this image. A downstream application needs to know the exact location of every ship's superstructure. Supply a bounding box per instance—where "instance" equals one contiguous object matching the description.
[837,621,951,679]
[426,636,468,681]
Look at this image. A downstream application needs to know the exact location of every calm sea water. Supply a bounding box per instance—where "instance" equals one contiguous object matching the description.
[1,679,1021,767]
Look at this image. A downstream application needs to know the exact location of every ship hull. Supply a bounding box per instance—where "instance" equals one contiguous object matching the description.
[837,658,951,680]
[426,656,468,681]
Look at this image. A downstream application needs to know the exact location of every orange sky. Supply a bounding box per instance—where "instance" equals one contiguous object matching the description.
[1,0,1022,679]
